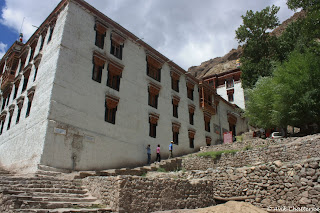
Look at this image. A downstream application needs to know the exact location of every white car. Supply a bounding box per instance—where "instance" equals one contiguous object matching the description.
[271,132,282,139]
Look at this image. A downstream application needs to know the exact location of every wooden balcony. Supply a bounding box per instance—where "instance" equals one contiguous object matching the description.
[200,98,216,115]
[1,70,15,90]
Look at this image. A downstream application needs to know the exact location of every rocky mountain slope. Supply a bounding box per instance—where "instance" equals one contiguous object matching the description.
[188,11,305,79]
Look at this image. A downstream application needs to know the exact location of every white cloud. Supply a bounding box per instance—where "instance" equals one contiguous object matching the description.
[0,42,7,59]
[0,0,294,69]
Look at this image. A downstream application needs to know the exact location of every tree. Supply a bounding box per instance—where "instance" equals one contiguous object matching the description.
[244,77,277,129]
[272,49,320,132]
[236,6,280,88]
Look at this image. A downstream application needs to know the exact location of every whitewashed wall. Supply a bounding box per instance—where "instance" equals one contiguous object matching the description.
[0,5,69,173]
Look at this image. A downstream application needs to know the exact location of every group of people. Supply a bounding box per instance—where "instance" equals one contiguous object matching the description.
[146,141,174,165]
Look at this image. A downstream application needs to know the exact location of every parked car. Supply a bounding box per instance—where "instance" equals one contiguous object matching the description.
[271,132,282,139]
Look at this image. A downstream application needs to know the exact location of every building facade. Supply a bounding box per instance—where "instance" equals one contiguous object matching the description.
[203,68,246,109]
[0,0,248,173]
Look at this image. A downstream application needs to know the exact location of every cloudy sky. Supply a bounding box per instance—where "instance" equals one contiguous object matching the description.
[0,0,294,70]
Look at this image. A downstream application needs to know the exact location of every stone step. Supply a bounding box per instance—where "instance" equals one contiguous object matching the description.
[37,164,72,174]
[15,207,113,213]
[0,183,84,190]
[36,170,63,177]
[3,190,89,198]
[18,200,102,209]
[0,178,82,185]
[3,187,88,194]
[12,195,97,203]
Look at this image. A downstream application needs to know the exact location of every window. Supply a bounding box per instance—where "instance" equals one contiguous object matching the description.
[186,81,194,100]
[188,129,196,148]
[7,108,14,130]
[227,89,234,102]
[171,70,180,92]
[28,47,35,63]
[110,32,125,59]
[22,74,29,92]
[173,132,179,145]
[172,122,181,145]
[204,114,211,132]
[105,105,117,124]
[92,64,103,83]
[94,21,107,49]
[92,52,107,83]
[148,83,160,109]
[110,41,122,59]
[16,108,21,124]
[146,55,162,82]
[149,113,159,138]
[105,95,119,125]
[206,136,212,146]
[13,79,20,99]
[107,72,120,91]
[226,79,234,89]
[172,78,179,92]
[0,118,5,135]
[47,20,56,44]
[16,98,24,124]
[6,93,11,106]
[106,62,124,91]
[172,96,180,118]
[39,33,45,51]
[26,89,35,118]
[188,105,195,125]
[1,98,6,110]
[33,67,38,82]
[173,103,178,118]
[228,93,234,102]
[25,99,32,118]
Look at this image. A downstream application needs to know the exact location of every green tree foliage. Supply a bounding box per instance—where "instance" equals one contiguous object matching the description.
[236,6,280,89]
[244,77,277,129]
[245,49,320,131]
[242,0,320,132]
[272,50,320,130]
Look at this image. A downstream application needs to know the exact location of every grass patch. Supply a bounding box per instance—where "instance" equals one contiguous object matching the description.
[243,144,253,151]
[157,167,167,172]
[197,149,238,160]
[141,172,147,177]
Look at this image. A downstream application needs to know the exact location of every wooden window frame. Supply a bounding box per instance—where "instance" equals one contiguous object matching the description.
[172,122,181,145]
[148,83,161,109]
[146,55,163,82]
[92,52,107,83]
[106,61,124,91]
[171,69,181,92]
[149,113,159,138]
[94,21,107,49]
[186,81,195,100]
[110,32,125,60]
[105,95,119,125]
[188,129,196,148]
[172,96,180,118]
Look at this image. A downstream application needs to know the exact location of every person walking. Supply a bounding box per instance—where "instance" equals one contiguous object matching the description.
[155,144,161,162]
[168,141,174,158]
[146,144,151,165]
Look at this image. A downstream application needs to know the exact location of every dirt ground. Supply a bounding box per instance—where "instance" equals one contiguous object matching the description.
[153,201,267,213]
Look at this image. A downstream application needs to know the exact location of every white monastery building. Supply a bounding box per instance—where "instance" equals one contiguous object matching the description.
[0,0,248,173]
[203,68,246,110]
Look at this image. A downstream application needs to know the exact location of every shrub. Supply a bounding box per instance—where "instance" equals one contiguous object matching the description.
[197,150,238,160]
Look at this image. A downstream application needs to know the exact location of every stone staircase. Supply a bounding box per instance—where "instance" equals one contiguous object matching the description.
[76,157,183,179]
[0,168,112,213]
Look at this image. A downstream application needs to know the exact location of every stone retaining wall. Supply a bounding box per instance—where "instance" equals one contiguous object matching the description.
[183,158,320,209]
[183,136,320,170]
[83,176,215,213]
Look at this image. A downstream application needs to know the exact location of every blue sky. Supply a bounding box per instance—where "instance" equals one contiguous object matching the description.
[0,0,295,69]
[0,0,17,57]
